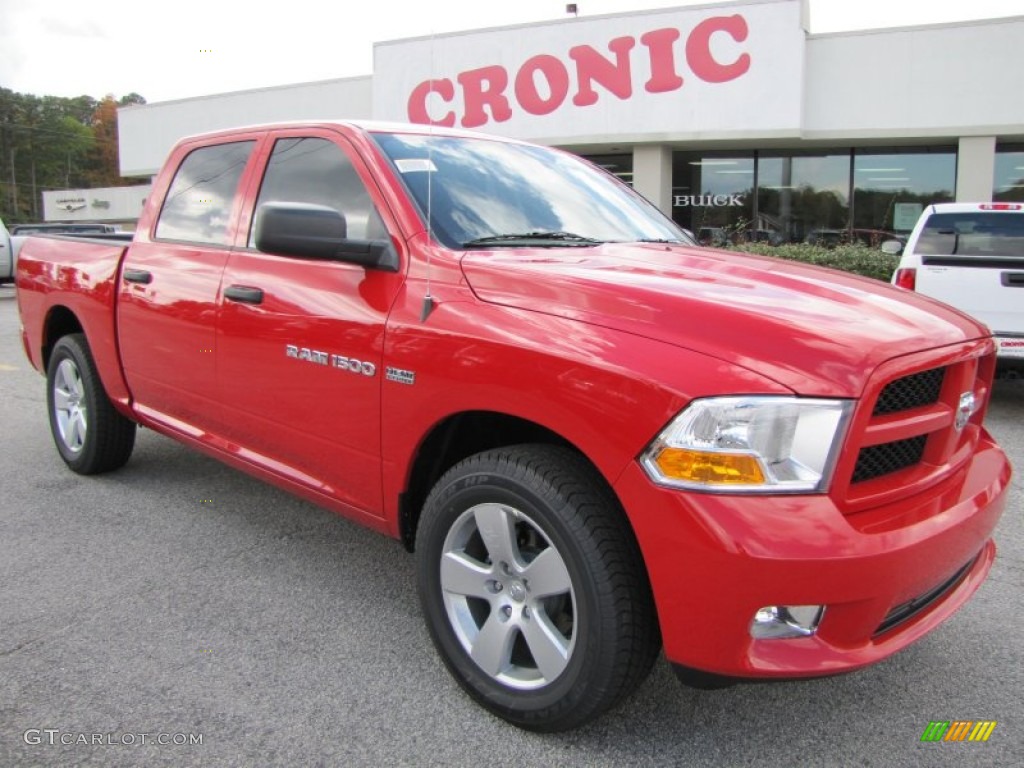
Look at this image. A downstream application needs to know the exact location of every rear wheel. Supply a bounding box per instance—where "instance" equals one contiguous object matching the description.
[416,445,659,731]
[47,334,136,474]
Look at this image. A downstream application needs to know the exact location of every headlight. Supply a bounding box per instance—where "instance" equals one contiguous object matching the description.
[640,396,852,493]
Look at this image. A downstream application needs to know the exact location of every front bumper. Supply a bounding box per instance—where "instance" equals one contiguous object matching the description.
[614,431,1010,680]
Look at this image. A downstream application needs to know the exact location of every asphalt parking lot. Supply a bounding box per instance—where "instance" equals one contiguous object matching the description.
[0,283,1021,767]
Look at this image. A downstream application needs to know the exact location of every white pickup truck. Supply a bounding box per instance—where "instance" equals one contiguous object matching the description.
[892,202,1024,373]
[2,220,122,285]
[0,218,16,285]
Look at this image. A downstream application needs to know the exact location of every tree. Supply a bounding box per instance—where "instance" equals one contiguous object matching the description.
[119,93,146,107]
[0,89,145,224]
[86,95,122,188]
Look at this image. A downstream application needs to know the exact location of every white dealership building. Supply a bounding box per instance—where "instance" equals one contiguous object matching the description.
[99,0,1024,241]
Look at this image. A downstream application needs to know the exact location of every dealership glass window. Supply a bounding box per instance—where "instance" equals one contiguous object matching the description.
[756,152,850,245]
[668,145,961,247]
[671,152,754,245]
[852,148,956,238]
[994,144,1024,203]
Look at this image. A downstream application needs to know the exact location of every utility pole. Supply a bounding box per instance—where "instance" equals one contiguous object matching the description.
[9,146,17,217]
[31,155,38,221]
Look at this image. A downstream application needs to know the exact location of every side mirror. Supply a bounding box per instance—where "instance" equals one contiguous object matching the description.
[880,240,903,255]
[254,203,398,272]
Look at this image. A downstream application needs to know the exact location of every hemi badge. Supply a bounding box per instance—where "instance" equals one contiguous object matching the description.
[386,367,416,385]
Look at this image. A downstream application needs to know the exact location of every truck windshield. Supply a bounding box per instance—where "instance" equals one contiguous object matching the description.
[372,131,690,250]
[917,212,1024,257]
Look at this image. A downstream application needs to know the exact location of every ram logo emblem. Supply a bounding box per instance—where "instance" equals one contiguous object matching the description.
[955,391,976,432]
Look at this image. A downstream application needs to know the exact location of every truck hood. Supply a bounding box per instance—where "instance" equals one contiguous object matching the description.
[461,243,989,397]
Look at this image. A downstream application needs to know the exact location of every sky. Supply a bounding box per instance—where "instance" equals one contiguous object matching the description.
[1,0,1022,104]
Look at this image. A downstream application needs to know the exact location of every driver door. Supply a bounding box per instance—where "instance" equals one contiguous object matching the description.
[215,129,404,515]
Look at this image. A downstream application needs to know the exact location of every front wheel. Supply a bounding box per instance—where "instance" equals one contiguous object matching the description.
[415,445,660,731]
[46,333,136,474]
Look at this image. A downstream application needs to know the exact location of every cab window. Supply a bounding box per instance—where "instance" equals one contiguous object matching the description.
[917,212,1024,257]
[249,137,387,248]
[155,141,255,245]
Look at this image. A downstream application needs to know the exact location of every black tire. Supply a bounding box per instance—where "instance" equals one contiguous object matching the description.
[415,444,660,731]
[46,333,136,474]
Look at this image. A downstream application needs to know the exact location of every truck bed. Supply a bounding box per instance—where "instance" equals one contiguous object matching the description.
[16,234,134,411]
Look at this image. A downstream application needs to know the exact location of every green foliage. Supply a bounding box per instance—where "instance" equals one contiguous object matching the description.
[0,88,146,224]
[728,242,899,282]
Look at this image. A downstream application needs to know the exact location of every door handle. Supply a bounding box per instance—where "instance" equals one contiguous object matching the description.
[123,268,153,284]
[1001,272,1024,287]
[224,285,264,304]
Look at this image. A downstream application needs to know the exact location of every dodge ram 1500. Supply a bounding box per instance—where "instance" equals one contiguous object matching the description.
[16,121,1011,731]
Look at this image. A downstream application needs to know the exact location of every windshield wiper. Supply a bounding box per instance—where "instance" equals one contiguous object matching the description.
[461,231,602,248]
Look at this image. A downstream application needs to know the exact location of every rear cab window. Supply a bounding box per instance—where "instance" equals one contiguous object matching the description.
[915,211,1024,260]
[155,141,256,245]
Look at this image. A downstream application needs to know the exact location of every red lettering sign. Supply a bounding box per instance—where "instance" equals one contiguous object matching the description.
[515,56,570,116]
[458,66,513,127]
[407,16,753,128]
[686,15,751,83]
[640,28,684,93]
[569,36,635,107]
[407,79,456,127]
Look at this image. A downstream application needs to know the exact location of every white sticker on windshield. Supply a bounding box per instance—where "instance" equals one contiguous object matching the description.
[395,158,437,173]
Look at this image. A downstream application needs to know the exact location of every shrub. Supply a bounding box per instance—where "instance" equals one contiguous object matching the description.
[727,242,899,282]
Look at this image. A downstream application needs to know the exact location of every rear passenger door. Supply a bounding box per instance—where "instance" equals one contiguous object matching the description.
[216,129,404,515]
[118,136,259,433]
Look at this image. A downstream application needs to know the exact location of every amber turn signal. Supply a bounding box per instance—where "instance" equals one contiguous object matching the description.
[653,447,766,486]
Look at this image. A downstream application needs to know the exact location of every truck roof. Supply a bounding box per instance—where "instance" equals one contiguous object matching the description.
[925,202,1024,214]
[176,119,525,146]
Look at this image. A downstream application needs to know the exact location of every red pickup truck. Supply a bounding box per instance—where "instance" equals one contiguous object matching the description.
[16,121,1011,731]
